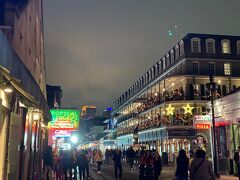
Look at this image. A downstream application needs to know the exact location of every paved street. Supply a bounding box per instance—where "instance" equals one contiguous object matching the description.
[88,162,238,180]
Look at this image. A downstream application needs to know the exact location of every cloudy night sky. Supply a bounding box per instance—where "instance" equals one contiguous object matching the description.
[43,0,240,113]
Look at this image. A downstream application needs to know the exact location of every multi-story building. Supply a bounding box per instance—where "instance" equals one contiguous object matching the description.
[112,33,240,166]
[0,1,49,179]
[46,84,63,109]
[81,105,97,120]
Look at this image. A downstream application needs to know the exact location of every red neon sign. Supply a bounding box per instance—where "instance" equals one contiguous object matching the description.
[196,124,211,129]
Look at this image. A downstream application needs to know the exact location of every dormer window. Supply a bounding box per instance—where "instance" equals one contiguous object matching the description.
[170,49,174,63]
[221,39,231,54]
[175,45,179,59]
[191,38,201,53]
[237,40,240,55]
[180,40,184,56]
[206,38,216,53]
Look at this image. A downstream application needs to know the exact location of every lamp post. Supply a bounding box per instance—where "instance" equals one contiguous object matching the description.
[209,74,219,176]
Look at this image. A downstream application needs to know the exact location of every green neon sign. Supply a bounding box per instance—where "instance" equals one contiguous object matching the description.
[48,109,80,130]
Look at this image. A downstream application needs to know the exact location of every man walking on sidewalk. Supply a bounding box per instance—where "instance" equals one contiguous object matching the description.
[234,145,240,180]
[113,149,122,180]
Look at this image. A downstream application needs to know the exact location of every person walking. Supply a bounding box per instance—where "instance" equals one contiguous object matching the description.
[72,148,78,179]
[113,149,123,180]
[95,149,103,174]
[190,149,215,180]
[175,149,189,180]
[234,145,240,180]
[77,150,88,180]
[153,150,162,180]
[43,146,53,180]
[127,147,136,171]
[139,150,154,180]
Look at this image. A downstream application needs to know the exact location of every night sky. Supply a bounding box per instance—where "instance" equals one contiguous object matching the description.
[43,0,240,113]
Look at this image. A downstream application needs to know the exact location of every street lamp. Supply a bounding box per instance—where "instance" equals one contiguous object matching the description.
[70,135,78,144]
[209,74,219,177]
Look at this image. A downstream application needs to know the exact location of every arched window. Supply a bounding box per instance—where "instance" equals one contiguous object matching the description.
[206,38,216,53]
[237,40,240,55]
[191,38,201,53]
[221,39,231,54]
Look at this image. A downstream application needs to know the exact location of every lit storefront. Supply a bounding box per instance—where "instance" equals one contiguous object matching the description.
[48,109,80,149]
[211,91,240,174]
[0,32,50,180]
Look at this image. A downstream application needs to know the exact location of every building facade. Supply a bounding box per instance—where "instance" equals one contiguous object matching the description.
[0,1,49,180]
[81,105,97,120]
[112,33,240,166]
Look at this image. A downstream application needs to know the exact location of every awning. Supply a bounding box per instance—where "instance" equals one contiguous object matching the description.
[0,31,51,122]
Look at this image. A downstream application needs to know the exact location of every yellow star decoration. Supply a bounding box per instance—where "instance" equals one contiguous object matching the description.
[166,104,175,115]
[182,103,194,115]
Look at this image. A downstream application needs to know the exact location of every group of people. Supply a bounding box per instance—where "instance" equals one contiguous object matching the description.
[42,145,240,180]
[42,146,103,180]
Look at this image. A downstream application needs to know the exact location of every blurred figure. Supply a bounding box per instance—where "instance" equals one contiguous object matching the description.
[85,149,90,179]
[190,149,215,180]
[43,146,53,180]
[153,150,162,180]
[72,148,78,179]
[126,147,136,171]
[77,150,88,180]
[95,150,103,173]
[113,149,122,180]
[175,149,189,180]
[234,145,240,180]
[105,149,110,164]
[139,150,154,180]
[55,150,64,180]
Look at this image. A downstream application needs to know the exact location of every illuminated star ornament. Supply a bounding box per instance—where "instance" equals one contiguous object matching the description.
[166,104,175,115]
[183,103,194,115]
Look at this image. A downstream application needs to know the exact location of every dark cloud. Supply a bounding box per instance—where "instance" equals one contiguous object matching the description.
[43,0,240,113]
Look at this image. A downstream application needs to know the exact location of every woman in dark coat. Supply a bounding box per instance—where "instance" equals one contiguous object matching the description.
[153,150,162,180]
[175,149,189,180]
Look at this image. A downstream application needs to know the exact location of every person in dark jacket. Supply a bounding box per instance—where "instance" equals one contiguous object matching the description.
[113,149,122,180]
[175,149,189,180]
[43,146,53,180]
[126,147,136,171]
[153,150,162,180]
[77,150,88,180]
[234,145,240,179]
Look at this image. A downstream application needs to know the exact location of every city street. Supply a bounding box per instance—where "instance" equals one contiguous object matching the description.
[89,162,174,180]
[88,162,238,180]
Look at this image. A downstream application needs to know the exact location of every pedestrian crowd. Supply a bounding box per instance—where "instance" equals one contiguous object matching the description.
[42,145,240,180]
[42,146,102,180]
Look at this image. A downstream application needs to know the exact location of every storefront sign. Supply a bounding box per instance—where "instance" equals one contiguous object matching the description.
[194,115,212,121]
[54,130,71,137]
[195,124,211,129]
[168,129,196,138]
[194,115,212,129]
[48,109,80,130]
